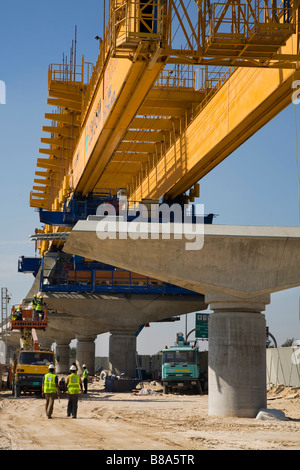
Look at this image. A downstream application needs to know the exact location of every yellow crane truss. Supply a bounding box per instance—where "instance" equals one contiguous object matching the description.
[30,0,299,217]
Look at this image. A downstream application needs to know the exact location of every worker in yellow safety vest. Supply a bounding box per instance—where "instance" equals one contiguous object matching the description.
[42,364,60,419]
[32,294,38,321]
[12,307,18,321]
[16,305,23,321]
[82,364,89,394]
[36,295,46,320]
[66,365,83,419]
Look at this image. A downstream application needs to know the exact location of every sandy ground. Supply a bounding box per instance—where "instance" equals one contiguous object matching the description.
[0,381,300,451]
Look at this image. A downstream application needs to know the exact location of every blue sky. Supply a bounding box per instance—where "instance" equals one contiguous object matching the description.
[0,1,299,355]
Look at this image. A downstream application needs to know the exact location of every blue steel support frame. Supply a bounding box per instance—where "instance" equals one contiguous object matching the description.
[39,255,197,296]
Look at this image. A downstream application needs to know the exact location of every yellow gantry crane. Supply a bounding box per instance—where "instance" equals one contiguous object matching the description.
[29,0,300,255]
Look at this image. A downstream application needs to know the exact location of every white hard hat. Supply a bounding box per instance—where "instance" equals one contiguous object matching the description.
[83,364,86,368]
[70,365,77,371]
[48,363,55,370]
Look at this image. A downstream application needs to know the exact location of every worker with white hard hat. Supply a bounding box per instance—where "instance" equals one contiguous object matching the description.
[42,363,60,419]
[66,364,83,418]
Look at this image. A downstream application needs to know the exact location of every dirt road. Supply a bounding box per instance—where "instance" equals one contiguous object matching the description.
[0,383,300,451]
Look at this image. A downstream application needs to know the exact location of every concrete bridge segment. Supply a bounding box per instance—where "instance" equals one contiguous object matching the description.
[41,292,206,376]
[16,252,207,376]
[64,221,300,417]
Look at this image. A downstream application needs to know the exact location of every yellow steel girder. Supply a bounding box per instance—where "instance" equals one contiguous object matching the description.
[129,31,300,202]
[31,0,300,217]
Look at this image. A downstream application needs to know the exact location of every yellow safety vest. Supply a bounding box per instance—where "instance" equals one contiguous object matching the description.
[44,373,57,394]
[36,301,45,312]
[68,373,81,394]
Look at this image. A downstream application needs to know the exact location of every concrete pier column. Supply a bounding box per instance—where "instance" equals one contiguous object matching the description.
[109,330,137,378]
[55,343,70,373]
[206,291,270,418]
[76,336,96,375]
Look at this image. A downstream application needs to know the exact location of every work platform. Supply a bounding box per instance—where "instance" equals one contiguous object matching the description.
[10,308,48,331]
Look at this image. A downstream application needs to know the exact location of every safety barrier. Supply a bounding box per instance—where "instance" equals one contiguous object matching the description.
[267,347,300,388]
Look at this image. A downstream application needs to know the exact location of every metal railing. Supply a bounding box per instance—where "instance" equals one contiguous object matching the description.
[195,66,234,93]
[10,307,48,331]
[155,66,196,89]
[48,58,93,87]
[205,0,295,41]
[112,0,164,47]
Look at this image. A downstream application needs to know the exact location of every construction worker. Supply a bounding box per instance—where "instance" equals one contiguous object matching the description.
[36,295,46,321]
[66,365,83,418]
[42,364,60,419]
[59,377,67,396]
[16,305,23,321]
[32,294,38,321]
[12,307,18,321]
[82,364,89,394]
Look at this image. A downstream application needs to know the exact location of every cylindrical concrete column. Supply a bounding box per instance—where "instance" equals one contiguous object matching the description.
[206,291,270,418]
[109,331,137,378]
[55,343,70,373]
[76,336,96,375]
